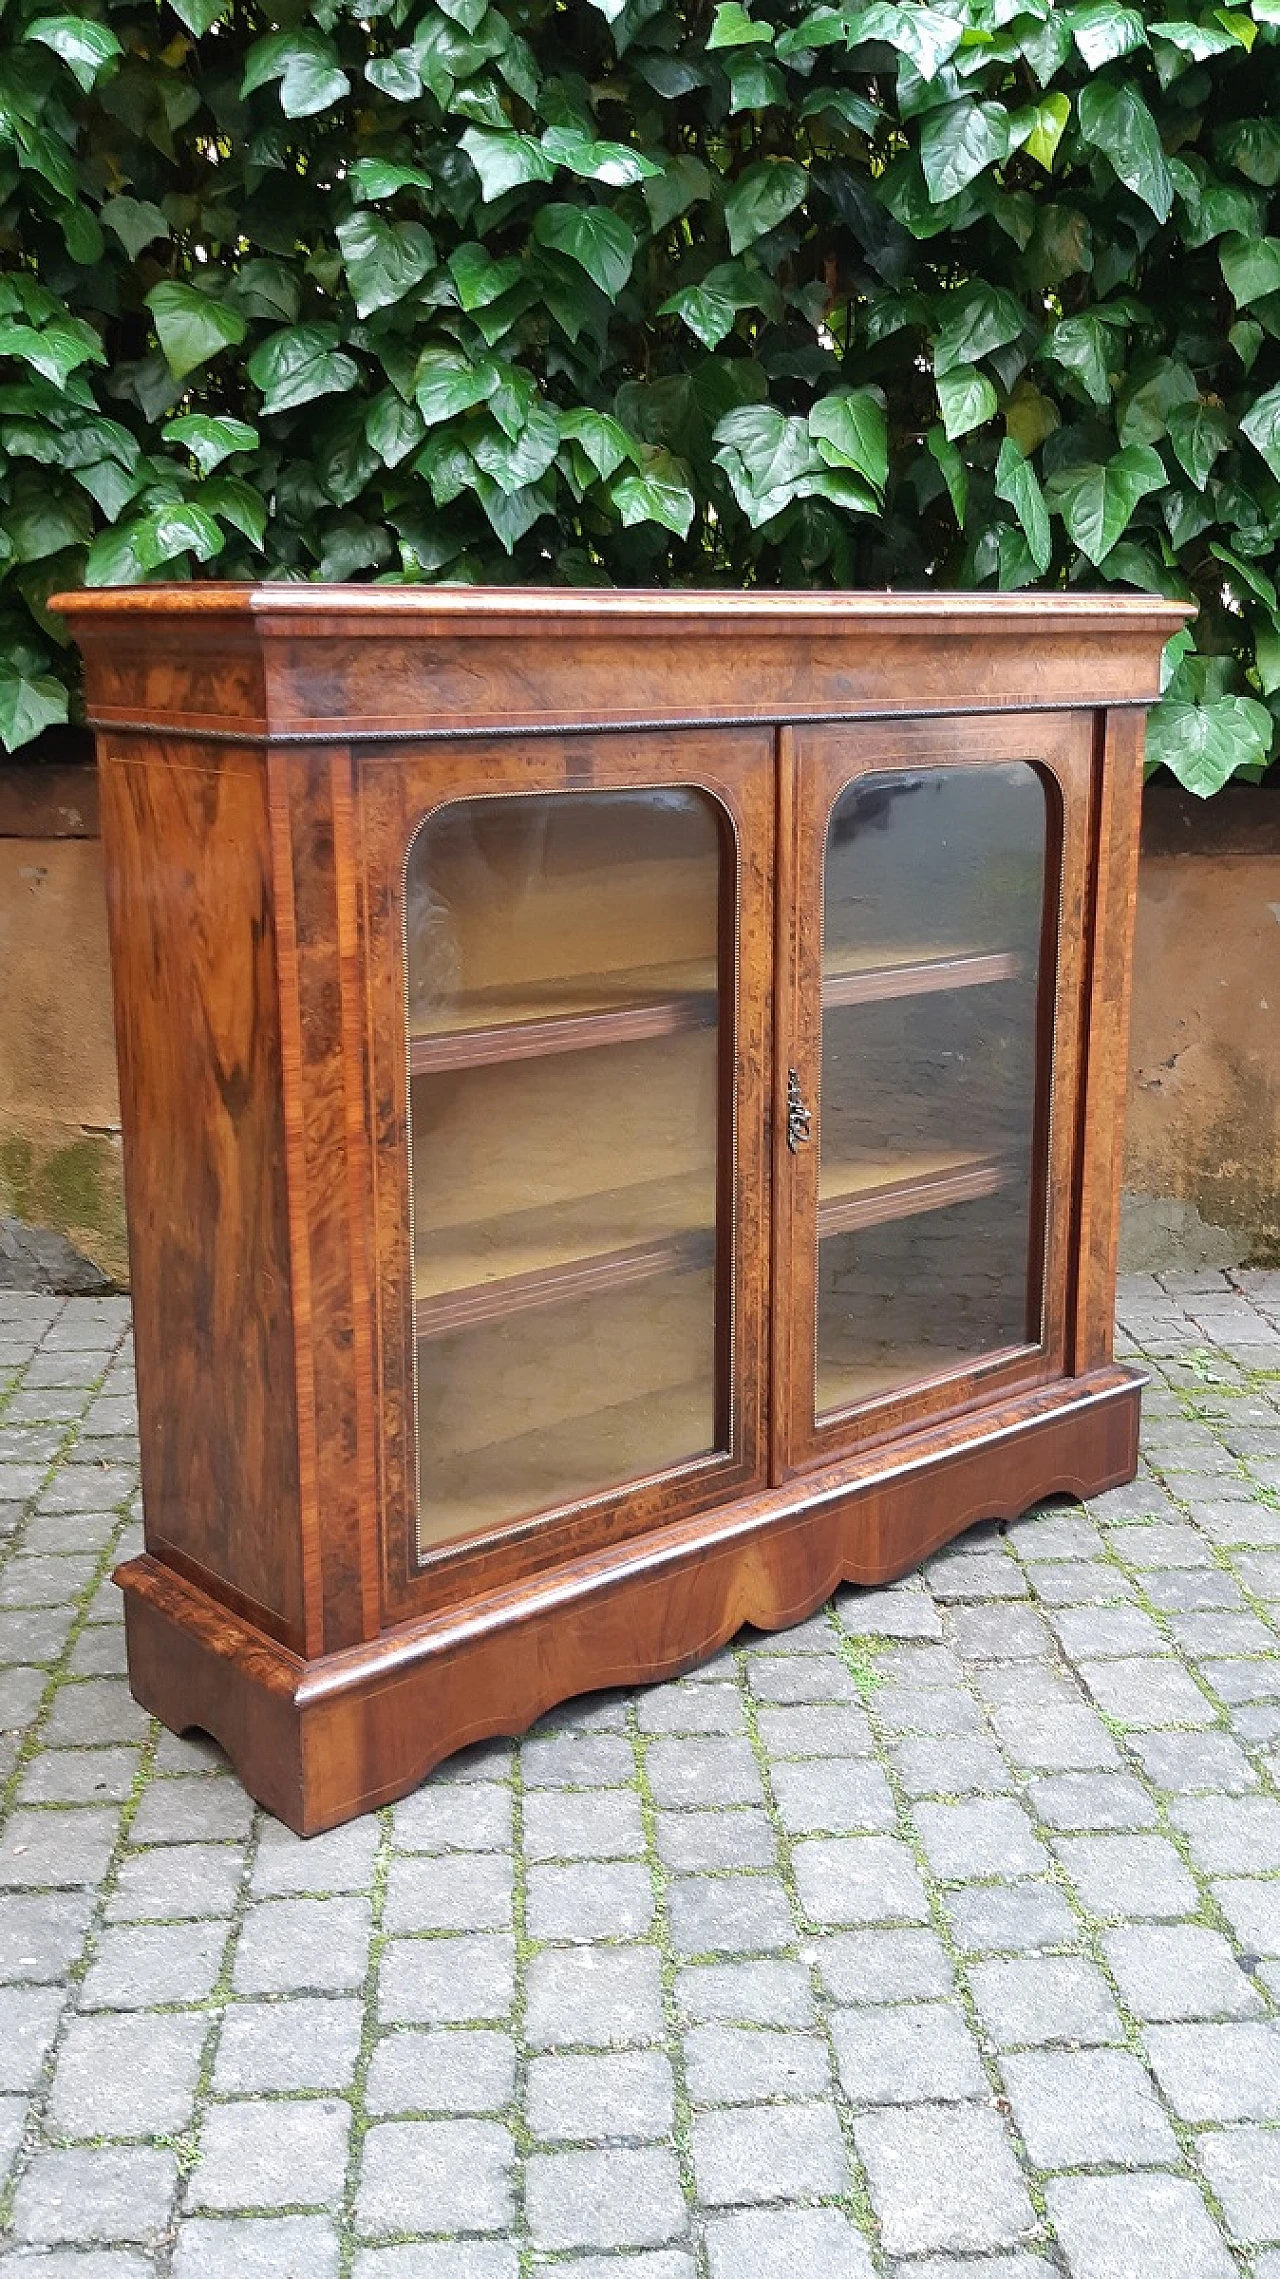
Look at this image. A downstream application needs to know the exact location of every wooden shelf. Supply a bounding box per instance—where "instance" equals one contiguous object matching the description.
[410,959,717,1074]
[419,1376,716,1548]
[816,1339,1028,1416]
[818,1147,1009,1236]
[415,1170,715,1338]
[822,942,1020,1010]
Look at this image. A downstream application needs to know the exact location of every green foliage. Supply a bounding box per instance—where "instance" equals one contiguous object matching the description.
[3,0,1280,791]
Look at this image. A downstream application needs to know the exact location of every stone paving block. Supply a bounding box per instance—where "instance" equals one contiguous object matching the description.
[390,1783,512,1854]
[11,2145,178,2245]
[674,1959,814,2027]
[0,2090,26,2178]
[20,1743,143,1806]
[831,2000,987,2105]
[839,1583,943,1639]
[636,1681,745,1734]
[520,1730,635,1787]
[1194,2123,1280,2246]
[656,1809,776,1871]
[1207,1657,1280,1703]
[129,1779,254,1845]
[1143,1567,1249,1612]
[769,1756,896,1835]
[1211,1876,1280,1954]
[1022,1560,1137,1605]
[49,2009,207,2136]
[1077,1657,1217,1728]
[0,1663,46,1728]
[525,2145,686,2249]
[1044,2172,1236,2279]
[0,1805,119,1887]
[232,1896,371,1995]
[364,2026,515,2115]
[927,1550,1027,1601]
[527,2047,676,2140]
[0,1981,64,2091]
[747,1652,863,1703]
[212,1997,363,2092]
[1025,1773,1159,1831]
[352,2249,518,2279]
[684,2022,829,2106]
[1053,1833,1200,1921]
[755,1705,874,1758]
[853,2102,1035,2257]
[172,2214,341,2277]
[815,1928,954,2006]
[1143,2020,1280,2120]
[384,1852,512,1935]
[890,2261,1055,2279]
[526,1859,655,1942]
[1009,1506,1104,1559]
[793,1836,930,1926]
[108,1841,244,1922]
[911,1797,1048,1881]
[525,1944,664,2048]
[1170,1794,1280,1873]
[523,1785,646,1861]
[943,1881,1079,1956]
[251,1816,380,1895]
[1048,1607,1169,1659]
[999,2046,1178,2167]
[967,1956,1123,2047]
[705,2207,875,2278]
[1103,1925,1262,2021]
[357,2116,513,2236]
[666,1872,793,1957]
[1129,1730,1258,1793]
[379,1933,515,2026]
[41,1676,150,1747]
[0,1889,93,1980]
[874,1687,985,1738]
[889,1735,1014,1796]
[644,1737,762,1809]
[692,2100,848,2206]
[81,1918,226,2008]
[190,2098,351,2212]
[1106,1517,1209,1564]
[1174,1611,1279,1656]
[987,1702,1121,1771]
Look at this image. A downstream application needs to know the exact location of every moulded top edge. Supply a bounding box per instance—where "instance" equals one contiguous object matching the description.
[50,582,1194,635]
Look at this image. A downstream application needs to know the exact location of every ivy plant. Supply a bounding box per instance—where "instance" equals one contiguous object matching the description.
[4,0,1280,790]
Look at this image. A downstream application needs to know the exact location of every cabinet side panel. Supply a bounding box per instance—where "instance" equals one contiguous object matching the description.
[1073,709,1146,1370]
[100,740,304,1646]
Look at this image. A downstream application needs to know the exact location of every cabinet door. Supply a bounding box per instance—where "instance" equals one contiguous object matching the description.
[360,729,772,1620]
[773,713,1094,1480]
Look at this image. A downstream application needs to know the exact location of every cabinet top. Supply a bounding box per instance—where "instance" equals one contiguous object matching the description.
[54,583,1191,744]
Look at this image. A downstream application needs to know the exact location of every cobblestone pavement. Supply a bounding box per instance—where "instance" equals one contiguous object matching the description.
[1,1277,1280,2276]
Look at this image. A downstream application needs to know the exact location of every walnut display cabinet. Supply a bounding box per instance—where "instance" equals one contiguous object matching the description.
[58,586,1188,1834]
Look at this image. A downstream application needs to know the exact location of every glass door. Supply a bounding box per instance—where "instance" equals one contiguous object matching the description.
[360,730,772,1617]
[773,714,1095,1478]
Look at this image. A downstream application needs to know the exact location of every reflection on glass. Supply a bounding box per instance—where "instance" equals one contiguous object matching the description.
[816,764,1050,1417]
[406,789,727,1553]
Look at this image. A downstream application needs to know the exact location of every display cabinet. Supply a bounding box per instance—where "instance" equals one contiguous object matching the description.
[58,587,1187,1831]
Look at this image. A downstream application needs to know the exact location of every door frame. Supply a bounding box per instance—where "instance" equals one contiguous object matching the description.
[771,711,1096,1484]
[356,724,774,1626]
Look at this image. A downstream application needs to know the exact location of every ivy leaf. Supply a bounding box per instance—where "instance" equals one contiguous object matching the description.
[1165,401,1233,489]
[241,30,350,117]
[1146,692,1274,793]
[25,15,121,92]
[460,127,555,201]
[0,663,69,752]
[336,212,436,317]
[1018,93,1070,171]
[471,403,561,492]
[449,243,524,310]
[540,126,661,186]
[559,408,637,480]
[1216,117,1280,187]
[364,390,425,468]
[1077,79,1174,222]
[0,315,104,388]
[1210,538,1278,610]
[612,451,696,536]
[166,0,228,30]
[934,283,1024,376]
[660,261,778,349]
[937,367,998,439]
[994,435,1051,570]
[1240,378,1280,478]
[532,206,636,296]
[200,474,267,548]
[1045,442,1166,563]
[1041,312,1115,406]
[1220,234,1280,308]
[707,1,774,41]
[414,344,500,425]
[847,4,966,82]
[808,388,888,494]
[162,414,259,473]
[349,159,436,203]
[248,326,360,415]
[145,284,246,382]
[920,100,1011,202]
[1151,18,1241,58]
[1066,2,1147,68]
[100,196,169,261]
[645,155,712,233]
[365,50,423,99]
[723,160,808,255]
[926,424,968,526]
[713,403,816,493]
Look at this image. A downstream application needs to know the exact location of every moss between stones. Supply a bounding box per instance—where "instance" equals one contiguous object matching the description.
[0,1130,128,1287]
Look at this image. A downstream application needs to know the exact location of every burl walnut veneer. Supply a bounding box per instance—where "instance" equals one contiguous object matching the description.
[56,587,1188,1832]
